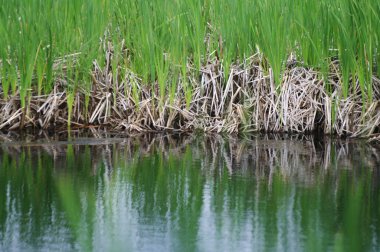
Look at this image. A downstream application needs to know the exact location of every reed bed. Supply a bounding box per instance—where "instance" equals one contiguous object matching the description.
[1,0,380,137]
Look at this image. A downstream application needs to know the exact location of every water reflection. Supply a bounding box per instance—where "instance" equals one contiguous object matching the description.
[0,134,379,251]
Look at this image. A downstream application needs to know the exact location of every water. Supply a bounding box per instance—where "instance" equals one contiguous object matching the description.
[0,133,379,251]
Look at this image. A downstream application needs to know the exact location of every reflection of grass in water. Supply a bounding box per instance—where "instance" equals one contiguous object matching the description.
[57,175,97,251]
[55,145,97,251]
[0,136,379,250]
[54,143,204,250]
[56,178,82,242]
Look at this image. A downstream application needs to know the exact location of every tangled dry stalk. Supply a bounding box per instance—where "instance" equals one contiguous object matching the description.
[1,45,380,138]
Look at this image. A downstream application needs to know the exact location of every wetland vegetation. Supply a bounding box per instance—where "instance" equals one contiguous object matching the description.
[2,2,380,249]
[0,0,380,137]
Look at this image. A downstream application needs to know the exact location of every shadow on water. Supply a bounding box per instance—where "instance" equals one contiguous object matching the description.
[0,133,380,251]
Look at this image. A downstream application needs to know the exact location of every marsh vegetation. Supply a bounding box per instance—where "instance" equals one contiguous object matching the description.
[1,0,380,137]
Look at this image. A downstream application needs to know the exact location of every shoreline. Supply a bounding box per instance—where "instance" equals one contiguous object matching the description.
[1,54,380,140]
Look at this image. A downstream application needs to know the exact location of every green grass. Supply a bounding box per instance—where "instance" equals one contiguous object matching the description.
[1,0,380,118]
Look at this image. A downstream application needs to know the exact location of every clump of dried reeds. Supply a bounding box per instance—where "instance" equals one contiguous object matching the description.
[1,46,380,138]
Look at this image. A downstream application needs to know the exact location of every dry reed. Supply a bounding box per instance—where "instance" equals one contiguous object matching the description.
[1,46,380,138]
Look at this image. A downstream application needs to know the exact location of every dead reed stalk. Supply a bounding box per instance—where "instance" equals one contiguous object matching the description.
[1,47,380,138]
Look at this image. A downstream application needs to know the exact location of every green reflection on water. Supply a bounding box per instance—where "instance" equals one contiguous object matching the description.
[0,135,379,251]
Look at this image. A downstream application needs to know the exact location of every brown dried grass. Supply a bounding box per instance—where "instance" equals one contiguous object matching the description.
[1,47,380,138]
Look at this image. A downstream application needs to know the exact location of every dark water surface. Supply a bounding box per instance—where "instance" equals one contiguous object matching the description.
[0,133,380,251]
